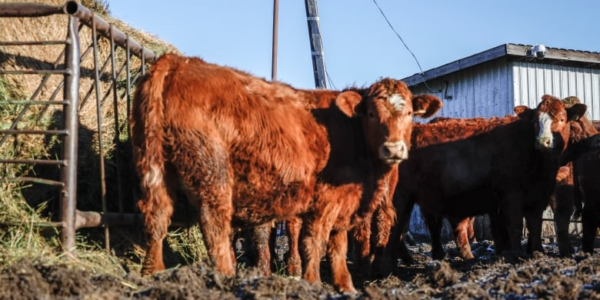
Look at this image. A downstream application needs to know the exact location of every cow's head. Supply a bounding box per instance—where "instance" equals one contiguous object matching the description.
[514,95,587,153]
[562,96,600,150]
[335,78,442,164]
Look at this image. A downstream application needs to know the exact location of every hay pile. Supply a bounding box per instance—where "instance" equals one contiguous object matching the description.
[0,0,189,275]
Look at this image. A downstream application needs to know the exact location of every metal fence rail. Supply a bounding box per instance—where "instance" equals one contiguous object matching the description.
[0,1,156,255]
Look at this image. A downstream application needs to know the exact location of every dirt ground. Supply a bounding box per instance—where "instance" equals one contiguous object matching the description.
[1,240,599,300]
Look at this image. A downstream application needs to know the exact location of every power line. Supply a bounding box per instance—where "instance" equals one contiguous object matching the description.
[314,18,336,89]
[370,0,439,93]
[326,70,337,90]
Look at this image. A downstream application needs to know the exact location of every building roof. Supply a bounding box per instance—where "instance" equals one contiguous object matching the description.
[402,43,600,86]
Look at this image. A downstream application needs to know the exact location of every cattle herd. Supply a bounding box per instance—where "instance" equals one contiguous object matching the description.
[130,53,600,293]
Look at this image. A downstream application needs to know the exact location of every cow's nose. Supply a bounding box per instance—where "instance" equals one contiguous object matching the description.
[381,141,408,163]
[536,137,553,150]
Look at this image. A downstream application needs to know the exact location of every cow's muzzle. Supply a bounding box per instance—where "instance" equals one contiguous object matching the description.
[380,141,408,164]
[536,136,553,150]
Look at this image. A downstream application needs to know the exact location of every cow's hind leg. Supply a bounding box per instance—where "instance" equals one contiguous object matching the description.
[139,166,177,276]
[581,205,597,253]
[552,187,575,256]
[489,213,509,254]
[500,192,525,253]
[173,130,236,276]
[450,217,475,260]
[468,217,477,243]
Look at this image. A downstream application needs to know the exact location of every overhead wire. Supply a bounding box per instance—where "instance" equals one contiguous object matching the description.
[370,0,440,93]
[315,19,336,90]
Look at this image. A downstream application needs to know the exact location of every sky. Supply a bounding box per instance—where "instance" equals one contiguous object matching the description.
[108,0,600,90]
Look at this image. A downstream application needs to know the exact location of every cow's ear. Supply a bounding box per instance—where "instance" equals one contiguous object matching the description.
[555,166,571,182]
[335,91,363,117]
[567,103,587,121]
[514,105,534,120]
[412,94,442,118]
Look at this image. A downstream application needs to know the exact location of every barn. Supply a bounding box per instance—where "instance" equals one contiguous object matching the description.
[401,43,600,241]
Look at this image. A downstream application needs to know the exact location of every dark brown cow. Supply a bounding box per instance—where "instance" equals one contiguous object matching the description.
[420,97,600,260]
[575,149,600,253]
[370,96,586,271]
[548,96,600,256]
[350,116,515,272]
[557,97,600,255]
[363,116,516,267]
[131,53,442,292]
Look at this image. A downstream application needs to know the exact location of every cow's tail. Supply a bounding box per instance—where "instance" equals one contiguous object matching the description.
[131,55,175,229]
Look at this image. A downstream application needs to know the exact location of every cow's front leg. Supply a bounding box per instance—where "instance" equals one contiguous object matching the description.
[352,214,373,274]
[251,222,273,276]
[424,212,446,260]
[286,217,303,278]
[301,216,328,285]
[525,207,545,254]
[328,229,356,293]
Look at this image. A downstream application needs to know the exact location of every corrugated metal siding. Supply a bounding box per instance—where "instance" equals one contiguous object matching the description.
[408,58,513,120]
[512,62,600,120]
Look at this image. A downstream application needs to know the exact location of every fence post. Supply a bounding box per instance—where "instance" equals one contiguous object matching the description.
[60,15,81,255]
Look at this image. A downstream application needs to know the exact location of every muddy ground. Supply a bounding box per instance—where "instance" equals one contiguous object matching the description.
[1,241,599,300]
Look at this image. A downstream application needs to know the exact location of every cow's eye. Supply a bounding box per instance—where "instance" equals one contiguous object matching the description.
[368,111,375,118]
[407,111,413,116]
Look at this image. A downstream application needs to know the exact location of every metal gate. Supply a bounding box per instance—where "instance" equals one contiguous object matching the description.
[0,1,156,255]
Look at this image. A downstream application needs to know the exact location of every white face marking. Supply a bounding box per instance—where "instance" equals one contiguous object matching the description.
[389,93,406,112]
[537,112,554,148]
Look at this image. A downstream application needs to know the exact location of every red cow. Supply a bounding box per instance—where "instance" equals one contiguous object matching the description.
[303,87,441,293]
[239,84,442,291]
[130,53,442,292]
[372,96,586,272]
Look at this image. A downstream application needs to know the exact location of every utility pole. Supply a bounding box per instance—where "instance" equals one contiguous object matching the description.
[271,0,279,81]
[304,0,328,89]
[271,0,290,263]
